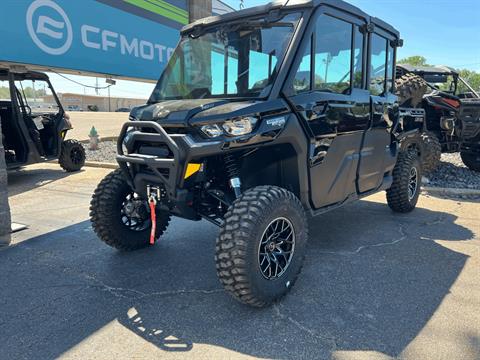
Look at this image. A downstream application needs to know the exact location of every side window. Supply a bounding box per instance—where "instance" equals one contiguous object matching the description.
[386,41,395,93]
[353,26,364,88]
[369,33,387,96]
[249,50,278,90]
[314,15,353,94]
[292,37,312,94]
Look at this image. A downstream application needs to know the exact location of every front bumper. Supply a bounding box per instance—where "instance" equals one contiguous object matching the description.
[117,121,221,201]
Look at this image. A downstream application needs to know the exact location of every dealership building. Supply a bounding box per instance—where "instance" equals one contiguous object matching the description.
[43,93,148,112]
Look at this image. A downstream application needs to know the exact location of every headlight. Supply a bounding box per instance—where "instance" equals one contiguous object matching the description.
[200,116,258,138]
[201,124,223,138]
[222,117,257,136]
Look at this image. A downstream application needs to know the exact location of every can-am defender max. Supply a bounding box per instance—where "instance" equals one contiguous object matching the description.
[90,0,423,307]
[395,64,480,172]
[0,68,85,171]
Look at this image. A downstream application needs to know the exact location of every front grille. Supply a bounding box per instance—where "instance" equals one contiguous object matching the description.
[163,126,189,135]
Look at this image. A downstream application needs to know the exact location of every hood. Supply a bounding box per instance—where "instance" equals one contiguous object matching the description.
[130,99,289,127]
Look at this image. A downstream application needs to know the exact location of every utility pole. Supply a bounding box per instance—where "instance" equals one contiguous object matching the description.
[189,0,212,22]
[106,78,116,112]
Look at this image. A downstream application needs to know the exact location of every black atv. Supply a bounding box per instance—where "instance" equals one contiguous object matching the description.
[0,68,85,172]
[396,64,480,172]
[90,0,423,307]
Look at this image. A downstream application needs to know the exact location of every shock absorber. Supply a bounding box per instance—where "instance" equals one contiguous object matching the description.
[224,153,242,198]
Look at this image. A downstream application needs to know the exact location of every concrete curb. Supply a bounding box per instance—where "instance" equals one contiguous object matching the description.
[422,186,480,196]
[84,161,118,169]
[79,136,118,144]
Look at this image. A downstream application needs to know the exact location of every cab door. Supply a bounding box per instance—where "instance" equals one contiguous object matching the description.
[285,9,370,209]
[356,29,398,193]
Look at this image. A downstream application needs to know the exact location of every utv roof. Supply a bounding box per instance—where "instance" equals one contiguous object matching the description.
[182,0,400,38]
[397,64,458,76]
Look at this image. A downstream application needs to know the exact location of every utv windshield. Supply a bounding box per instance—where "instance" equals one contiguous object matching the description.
[150,13,300,102]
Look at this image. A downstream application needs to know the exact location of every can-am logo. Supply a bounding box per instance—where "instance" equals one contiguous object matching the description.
[26,0,73,55]
[26,0,173,63]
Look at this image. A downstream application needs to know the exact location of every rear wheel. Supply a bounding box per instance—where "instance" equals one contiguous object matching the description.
[59,139,85,172]
[215,186,308,307]
[460,151,480,172]
[90,169,171,251]
[387,152,421,213]
[400,132,441,174]
[421,131,442,174]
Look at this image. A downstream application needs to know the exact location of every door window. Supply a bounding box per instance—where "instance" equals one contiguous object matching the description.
[386,41,395,93]
[353,26,364,88]
[369,33,388,96]
[314,15,353,94]
[292,37,312,94]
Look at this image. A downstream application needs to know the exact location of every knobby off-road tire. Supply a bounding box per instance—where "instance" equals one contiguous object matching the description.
[460,151,480,172]
[215,186,309,307]
[421,131,442,174]
[59,139,86,172]
[395,73,428,108]
[90,169,171,251]
[387,152,422,213]
[400,131,441,174]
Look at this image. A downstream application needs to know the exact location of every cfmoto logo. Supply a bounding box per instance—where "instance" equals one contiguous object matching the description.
[26,0,73,55]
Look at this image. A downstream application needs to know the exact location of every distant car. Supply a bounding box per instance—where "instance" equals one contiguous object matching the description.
[115,107,130,112]
[66,105,82,111]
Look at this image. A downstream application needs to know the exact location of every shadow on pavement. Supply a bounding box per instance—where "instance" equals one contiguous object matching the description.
[0,200,475,359]
[7,166,77,196]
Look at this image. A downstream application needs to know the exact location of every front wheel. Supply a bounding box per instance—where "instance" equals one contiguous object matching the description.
[90,169,171,251]
[59,139,85,172]
[387,152,421,213]
[215,186,309,307]
[460,151,480,172]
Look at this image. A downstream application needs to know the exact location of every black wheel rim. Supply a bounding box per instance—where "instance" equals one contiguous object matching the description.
[258,217,295,280]
[70,148,84,165]
[121,193,150,231]
[408,166,418,201]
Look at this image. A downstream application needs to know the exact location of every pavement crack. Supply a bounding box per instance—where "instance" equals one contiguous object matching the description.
[423,214,446,226]
[83,273,146,298]
[82,273,223,299]
[138,288,224,299]
[317,223,407,256]
[273,304,338,349]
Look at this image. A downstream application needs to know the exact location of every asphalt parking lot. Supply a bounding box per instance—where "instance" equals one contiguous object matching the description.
[2,164,479,360]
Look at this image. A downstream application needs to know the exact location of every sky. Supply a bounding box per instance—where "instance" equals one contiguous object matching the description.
[47,0,480,99]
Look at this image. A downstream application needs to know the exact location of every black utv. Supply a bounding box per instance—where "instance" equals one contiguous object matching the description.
[395,64,480,172]
[0,68,85,171]
[91,0,423,307]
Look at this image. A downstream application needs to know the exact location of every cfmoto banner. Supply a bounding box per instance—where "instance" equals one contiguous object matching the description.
[0,0,187,81]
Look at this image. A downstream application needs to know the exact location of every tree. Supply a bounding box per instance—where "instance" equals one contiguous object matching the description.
[458,69,480,93]
[398,56,430,67]
[0,87,9,99]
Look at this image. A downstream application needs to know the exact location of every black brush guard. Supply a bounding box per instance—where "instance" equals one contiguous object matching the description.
[116,121,223,213]
[117,121,186,199]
